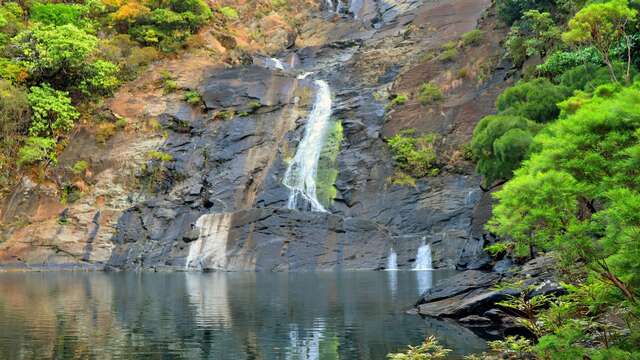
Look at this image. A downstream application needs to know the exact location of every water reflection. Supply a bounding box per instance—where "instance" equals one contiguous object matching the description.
[0,271,486,359]
[415,270,434,297]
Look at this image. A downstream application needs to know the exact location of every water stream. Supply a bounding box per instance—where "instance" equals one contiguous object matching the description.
[414,243,433,271]
[386,249,398,271]
[283,80,333,212]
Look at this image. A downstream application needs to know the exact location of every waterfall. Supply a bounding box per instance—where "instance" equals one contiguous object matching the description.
[283,80,333,212]
[185,214,231,270]
[386,249,398,271]
[413,243,433,271]
[265,57,285,70]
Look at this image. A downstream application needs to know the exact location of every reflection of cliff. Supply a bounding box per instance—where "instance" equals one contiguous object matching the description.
[0,272,486,359]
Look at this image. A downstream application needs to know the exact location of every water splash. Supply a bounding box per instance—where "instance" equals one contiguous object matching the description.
[386,249,398,271]
[264,57,285,70]
[413,243,433,271]
[283,80,333,212]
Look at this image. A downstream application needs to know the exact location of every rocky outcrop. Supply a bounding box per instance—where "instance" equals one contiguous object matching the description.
[0,0,509,271]
[414,255,566,338]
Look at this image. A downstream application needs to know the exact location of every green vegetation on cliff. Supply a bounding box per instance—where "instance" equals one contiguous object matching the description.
[0,0,211,194]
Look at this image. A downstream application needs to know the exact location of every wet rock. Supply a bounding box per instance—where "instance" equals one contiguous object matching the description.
[459,315,493,327]
[417,270,501,304]
[492,258,513,274]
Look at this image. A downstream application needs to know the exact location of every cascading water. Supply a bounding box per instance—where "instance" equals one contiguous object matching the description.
[386,249,398,271]
[413,243,433,271]
[282,80,333,212]
[265,57,285,71]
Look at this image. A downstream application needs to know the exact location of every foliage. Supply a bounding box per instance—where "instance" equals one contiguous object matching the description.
[184,90,202,105]
[489,84,640,298]
[146,150,173,162]
[496,78,571,123]
[388,129,439,178]
[417,83,443,105]
[497,0,555,25]
[462,29,484,46]
[316,120,343,207]
[506,10,561,65]
[536,47,602,76]
[17,137,57,166]
[387,94,408,109]
[30,3,88,26]
[71,160,89,175]
[79,60,121,96]
[27,84,79,138]
[437,48,458,62]
[96,123,117,144]
[387,336,451,360]
[471,115,541,186]
[10,24,98,87]
[562,0,637,83]
[219,6,239,20]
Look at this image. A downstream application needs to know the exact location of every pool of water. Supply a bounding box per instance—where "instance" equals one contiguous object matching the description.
[0,271,486,359]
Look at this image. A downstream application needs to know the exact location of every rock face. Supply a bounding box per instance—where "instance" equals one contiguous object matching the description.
[0,0,509,271]
[414,255,565,338]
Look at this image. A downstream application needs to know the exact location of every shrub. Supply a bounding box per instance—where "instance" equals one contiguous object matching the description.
[30,3,88,26]
[219,6,239,20]
[184,90,202,105]
[387,94,408,109]
[388,129,439,178]
[471,114,541,185]
[437,48,458,62]
[387,336,451,360]
[496,0,555,25]
[496,78,570,123]
[417,83,443,105]
[95,122,117,143]
[79,60,120,96]
[10,24,98,87]
[17,137,57,165]
[461,29,484,46]
[146,150,173,162]
[71,160,89,175]
[27,84,80,137]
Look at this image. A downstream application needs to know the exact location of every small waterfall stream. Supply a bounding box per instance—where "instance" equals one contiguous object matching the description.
[386,249,398,271]
[283,80,333,212]
[413,243,433,271]
[265,57,286,70]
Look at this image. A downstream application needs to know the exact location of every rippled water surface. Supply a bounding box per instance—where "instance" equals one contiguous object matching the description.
[0,271,486,359]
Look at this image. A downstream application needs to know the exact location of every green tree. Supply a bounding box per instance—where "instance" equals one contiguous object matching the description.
[506,10,561,65]
[488,84,640,301]
[10,24,98,86]
[471,115,541,186]
[562,0,637,84]
[27,84,80,138]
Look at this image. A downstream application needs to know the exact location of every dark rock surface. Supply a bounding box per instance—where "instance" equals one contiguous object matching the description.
[0,0,506,271]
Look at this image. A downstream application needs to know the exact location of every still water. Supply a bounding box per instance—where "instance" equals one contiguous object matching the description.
[0,271,486,359]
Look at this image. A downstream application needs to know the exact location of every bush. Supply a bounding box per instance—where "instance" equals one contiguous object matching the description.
[79,60,120,96]
[462,29,484,46]
[71,160,89,175]
[388,130,439,178]
[387,336,451,360]
[184,90,202,105]
[417,83,443,105]
[496,0,555,25]
[30,3,88,26]
[437,48,458,62]
[18,137,57,166]
[496,78,571,123]
[387,94,408,109]
[471,114,541,185]
[10,24,98,87]
[27,84,80,137]
[95,122,117,143]
[146,150,173,162]
[219,6,239,20]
